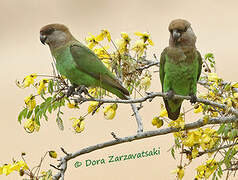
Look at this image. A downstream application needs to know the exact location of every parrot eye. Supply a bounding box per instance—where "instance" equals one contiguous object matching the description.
[44,28,55,35]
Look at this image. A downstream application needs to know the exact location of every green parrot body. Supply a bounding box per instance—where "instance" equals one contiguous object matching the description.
[40,24,129,99]
[160,19,202,120]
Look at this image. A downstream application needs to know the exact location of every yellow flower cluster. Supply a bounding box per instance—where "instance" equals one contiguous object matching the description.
[196,159,218,179]
[70,117,85,133]
[88,101,100,114]
[182,128,218,159]
[168,116,185,129]
[132,32,154,58]
[172,166,184,180]
[139,74,151,91]
[24,118,40,133]
[104,103,118,120]
[0,160,28,176]
[152,108,167,128]
[86,30,111,49]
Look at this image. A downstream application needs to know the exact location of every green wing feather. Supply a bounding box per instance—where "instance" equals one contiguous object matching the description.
[159,48,167,92]
[196,50,202,81]
[70,43,129,96]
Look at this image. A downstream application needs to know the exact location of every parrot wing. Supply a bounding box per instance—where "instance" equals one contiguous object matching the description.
[70,43,129,96]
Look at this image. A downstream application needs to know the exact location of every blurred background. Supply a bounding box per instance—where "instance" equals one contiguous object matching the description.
[0,0,238,179]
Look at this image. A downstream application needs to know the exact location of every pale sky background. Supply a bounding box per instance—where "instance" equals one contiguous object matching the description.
[0,0,238,179]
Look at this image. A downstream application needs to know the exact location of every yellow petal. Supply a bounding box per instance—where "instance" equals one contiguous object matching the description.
[208,73,218,82]
[148,39,154,46]
[134,32,144,36]
[232,82,238,88]
[159,109,168,117]
[104,104,117,120]
[194,105,203,113]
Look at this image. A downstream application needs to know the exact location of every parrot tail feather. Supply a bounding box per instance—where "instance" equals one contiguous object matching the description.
[163,98,181,120]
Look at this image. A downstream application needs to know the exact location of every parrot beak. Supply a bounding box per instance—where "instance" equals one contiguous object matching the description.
[40,34,47,45]
[172,29,181,42]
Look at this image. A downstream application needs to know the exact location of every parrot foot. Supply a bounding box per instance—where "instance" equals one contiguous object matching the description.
[166,90,174,100]
[66,86,76,97]
[190,94,197,104]
[76,85,93,98]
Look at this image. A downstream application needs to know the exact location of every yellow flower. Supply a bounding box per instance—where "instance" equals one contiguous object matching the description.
[199,128,218,150]
[24,118,40,133]
[102,59,111,69]
[132,40,147,58]
[121,32,131,42]
[86,33,98,49]
[104,103,118,120]
[173,131,184,139]
[159,108,168,117]
[169,116,185,129]
[196,159,217,179]
[0,166,2,175]
[134,32,154,46]
[233,92,238,98]
[194,104,203,113]
[203,115,209,124]
[88,101,100,114]
[140,76,151,91]
[2,164,13,176]
[71,117,85,133]
[94,46,110,59]
[37,79,49,94]
[172,166,184,180]
[192,147,199,159]
[208,73,218,82]
[24,94,36,111]
[10,160,29,172]
[96,29,111,42]
[23,73,37,88]
[67,102,78,109]
[116,32,131,54]
[49,151,58,159]
[88,88,99,98]
[151,117,164,128]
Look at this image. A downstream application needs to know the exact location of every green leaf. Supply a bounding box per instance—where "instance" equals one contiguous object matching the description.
[18,108,28,124]
[40,89,46,100]
[217,124,225,134]
[35,115,40,126]
[171,147,175,159]
[56,116,64,131]
[27,110,33,119]
[217,162,223,177]
[229,129,237,140]
[48,80,54,94]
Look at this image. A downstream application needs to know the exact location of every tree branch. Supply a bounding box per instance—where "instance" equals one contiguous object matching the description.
[130,103,143,133]
[52,115,238,180]
[72,92,238,116]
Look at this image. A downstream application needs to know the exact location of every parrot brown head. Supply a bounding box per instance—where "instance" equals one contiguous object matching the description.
[40,24,75,49]
[168,19,196,47]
